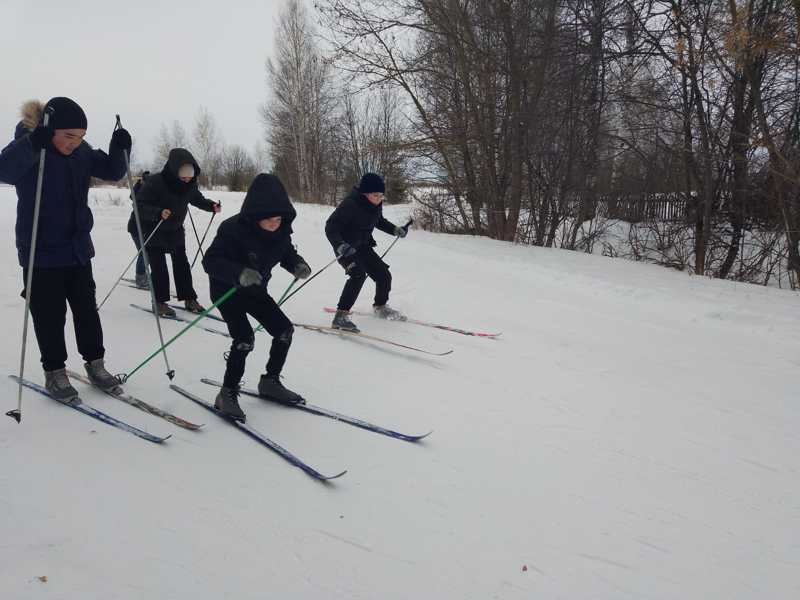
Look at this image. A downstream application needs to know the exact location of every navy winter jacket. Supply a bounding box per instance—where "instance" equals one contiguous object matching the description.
[203,174,304,297]
[325,187,397,251]
[0,122,127,268]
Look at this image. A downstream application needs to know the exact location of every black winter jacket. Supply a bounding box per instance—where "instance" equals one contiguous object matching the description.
[128,148,216,249]
[203,174,305,297]
[325,187,396,252]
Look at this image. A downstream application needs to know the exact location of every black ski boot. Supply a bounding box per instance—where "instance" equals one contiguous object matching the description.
[258,374,305,405]
[84,358,122,391]
[44,368,80,405]
[214,386,246,422]
[156,302,176,318]
[332,309,360,333]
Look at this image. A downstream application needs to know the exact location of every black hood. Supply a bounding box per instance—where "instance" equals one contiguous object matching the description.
[162,148,201,194]
[240,174,297,230]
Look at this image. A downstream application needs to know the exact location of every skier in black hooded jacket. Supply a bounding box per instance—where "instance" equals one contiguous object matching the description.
[131,148,220,317]
[202,173,311,421]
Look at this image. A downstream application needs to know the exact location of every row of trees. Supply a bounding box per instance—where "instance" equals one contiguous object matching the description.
[150,107,269,192]
[298,0,800,285]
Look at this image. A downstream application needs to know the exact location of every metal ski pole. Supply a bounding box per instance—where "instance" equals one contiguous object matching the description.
[97,219,165,310]
[190,211,216,268]
[187,208,204,267]
[120,286,238,382]
[116,115,175,379]
[380,218,413,259]
[8,108,53,424]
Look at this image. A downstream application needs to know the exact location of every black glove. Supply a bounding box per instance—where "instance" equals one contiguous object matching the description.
[238,267,263,288]
[336,242,356,258]
[293,260,311,279]
[111,128,132,152]
[29,124,54,151]
[394,225,408,238]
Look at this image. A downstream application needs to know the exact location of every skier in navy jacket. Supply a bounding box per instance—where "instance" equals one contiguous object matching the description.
[0,97,132,401]
[203,173,310,421]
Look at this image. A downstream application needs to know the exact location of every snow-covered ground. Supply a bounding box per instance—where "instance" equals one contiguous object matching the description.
[0,185,798,599]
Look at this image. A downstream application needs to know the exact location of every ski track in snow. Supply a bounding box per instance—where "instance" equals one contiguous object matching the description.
[0,185,798,599]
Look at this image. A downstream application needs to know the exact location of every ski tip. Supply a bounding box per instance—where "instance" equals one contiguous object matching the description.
[5,409,21,423]
[322,469,348,481]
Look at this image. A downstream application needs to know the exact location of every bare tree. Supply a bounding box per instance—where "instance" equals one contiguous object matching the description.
[223,145,257,192]
[153,120,189,168]
[192,107,224,188]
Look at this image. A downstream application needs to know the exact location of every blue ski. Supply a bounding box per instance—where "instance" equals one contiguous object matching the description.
[200,378,432,443]
[129,303,231,338]
[10,375,170,444]
[169,384,347,482]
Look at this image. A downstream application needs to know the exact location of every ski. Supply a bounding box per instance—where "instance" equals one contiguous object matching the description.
[130,303,231,338]
[323,307,501,338]
[201,378,432,442]
[169,384,346,481]
[168,303,226,323]
[122,278,177,298]
[9,375,170,444]
[66,370,203,431]
[294,322,453,356]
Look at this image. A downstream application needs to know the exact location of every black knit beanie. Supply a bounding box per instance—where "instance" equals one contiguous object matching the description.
[358,172,385,194]
[44,97,88,130]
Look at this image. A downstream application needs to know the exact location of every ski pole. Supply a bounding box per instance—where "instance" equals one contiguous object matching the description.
[380,218,413,259]
[191,211,216,268]
[8,107,53,424]
[116,114,175,380]
[120,286,238,383]
[252,258,340,334]
[187,209,204,266]
[97,219,165,310]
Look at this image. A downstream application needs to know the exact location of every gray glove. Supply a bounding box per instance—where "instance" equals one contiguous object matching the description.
[394,225,408,238]
[336,242,356,258]
[238,267,263,288]
[293,260,311,279]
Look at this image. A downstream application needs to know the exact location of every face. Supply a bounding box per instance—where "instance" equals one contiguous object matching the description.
[179,166,194,183]
[258,216,282,232]
[365,192,383,205]
[51,128,86,156]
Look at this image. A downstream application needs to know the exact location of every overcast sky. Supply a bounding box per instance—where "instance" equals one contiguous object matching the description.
[1,0,288,168]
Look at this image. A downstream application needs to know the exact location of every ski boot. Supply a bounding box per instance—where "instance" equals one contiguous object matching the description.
[373,304,407,321]
[135,273,149,289]
[331,309,360,333]
[44,368,80,405]
[156,302,176,318]
[184,298,205,313]
[257,374,305,405]
[214,386,245,422]
[84,358,122,392]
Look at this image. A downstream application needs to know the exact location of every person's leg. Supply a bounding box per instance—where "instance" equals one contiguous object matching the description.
[336,255,367,312]
[130,231,145,279]
[65,264,104,363]
[215,291,255,389]
[359,247,392,307]
[147,248,171,303]
[24,267,69,371]
[170,246,198,302]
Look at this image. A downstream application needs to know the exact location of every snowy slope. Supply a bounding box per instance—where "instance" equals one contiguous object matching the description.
[0,185,798,600]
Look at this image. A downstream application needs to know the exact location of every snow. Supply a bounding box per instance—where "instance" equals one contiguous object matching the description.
[0,185,798,599]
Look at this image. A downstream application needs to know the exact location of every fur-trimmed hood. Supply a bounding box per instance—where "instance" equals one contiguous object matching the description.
[14,100,45,139]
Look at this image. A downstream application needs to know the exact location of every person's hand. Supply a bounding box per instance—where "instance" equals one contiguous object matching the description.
[394,225,407,238]
[336,242,356,258]
[111,128,132,152]
[293,260,311,279]
[161,209,172,220]
[213,202,222,214]
[238,267,263,287]
[29,124,54,151]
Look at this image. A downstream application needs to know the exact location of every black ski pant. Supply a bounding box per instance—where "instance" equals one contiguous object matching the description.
[336,246,391,311]
[22,264,105,372]
[211,285,294,389]
[130,231,145,277]
[148,246,197,303]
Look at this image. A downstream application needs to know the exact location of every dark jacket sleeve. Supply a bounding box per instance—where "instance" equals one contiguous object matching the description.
[376,216,397,236]
[134,180,167,222]
[89,139,127,182]
[279,240,303,274]
[188,187,216,212]
[324,201,353,248]
[202,224,245,287]
[0,135,37,184]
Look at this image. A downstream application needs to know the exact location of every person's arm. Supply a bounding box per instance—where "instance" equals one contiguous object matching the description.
[134,180,168,222]
[0,136,37,184]
[188,187,218,212]
[90,128,130,182]
[202,225,247,287]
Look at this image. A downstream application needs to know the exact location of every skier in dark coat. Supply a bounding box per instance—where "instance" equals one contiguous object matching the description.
[129,170,150,288]
[202,173,311,421]
[325,172,409,332]
[0,97,132,401]
[131,148,220,317]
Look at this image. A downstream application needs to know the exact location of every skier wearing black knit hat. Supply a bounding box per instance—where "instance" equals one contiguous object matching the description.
[202,173,311,421]
[325,172,410,333]
[0,97,132,402]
